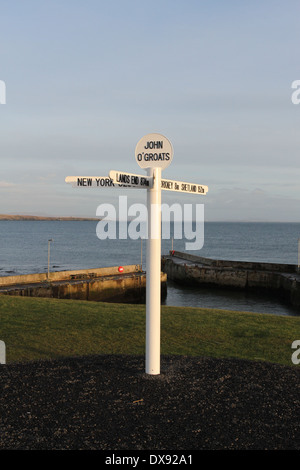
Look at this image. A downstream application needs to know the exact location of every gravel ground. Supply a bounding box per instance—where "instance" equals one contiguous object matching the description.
[0,355,299,450]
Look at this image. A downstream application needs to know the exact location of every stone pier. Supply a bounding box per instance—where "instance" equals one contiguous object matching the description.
[162,251,300,308]
[0,265,167,303]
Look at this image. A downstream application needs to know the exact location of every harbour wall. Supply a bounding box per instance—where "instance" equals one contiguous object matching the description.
[0,265,167,303]
[162,251,300,308]
[0,265,140,286]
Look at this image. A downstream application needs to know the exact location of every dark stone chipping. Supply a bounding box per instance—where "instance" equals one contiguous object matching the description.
[0,355,299,450]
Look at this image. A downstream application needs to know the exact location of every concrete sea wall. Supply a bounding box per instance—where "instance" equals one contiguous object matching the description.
[0,265,167,303]
[0,265,141,286]
[162,251,300,308]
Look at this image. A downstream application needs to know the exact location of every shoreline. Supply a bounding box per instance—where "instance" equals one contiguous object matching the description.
[1,215,299,223]
[0,215,98,221]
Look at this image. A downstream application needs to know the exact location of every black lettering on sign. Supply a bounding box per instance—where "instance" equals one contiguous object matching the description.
[144,141,163,149]
[95,178,114,187]
[138,152,170,162]
[77,178,92,186]
[117,173,130,184]
[140,177,149,186]
[161,180,173,189]
[131,176,139,185]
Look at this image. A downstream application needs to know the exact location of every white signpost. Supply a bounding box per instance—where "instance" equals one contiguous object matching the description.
[65,133,208,375]
[134,134,172,375]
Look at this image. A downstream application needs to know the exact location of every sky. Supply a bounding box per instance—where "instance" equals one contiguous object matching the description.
[0,0,300,221]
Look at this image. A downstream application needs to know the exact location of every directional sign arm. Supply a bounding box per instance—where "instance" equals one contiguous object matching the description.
[65,176,136,188]
[109,170,153,188]
[65,176,118,188]
[161,178,208,195]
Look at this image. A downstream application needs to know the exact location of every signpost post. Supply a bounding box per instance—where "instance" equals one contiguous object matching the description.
[145,166,162,374]
[65,133,208,375]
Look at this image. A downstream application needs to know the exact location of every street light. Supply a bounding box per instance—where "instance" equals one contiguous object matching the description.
[48,239,54,280]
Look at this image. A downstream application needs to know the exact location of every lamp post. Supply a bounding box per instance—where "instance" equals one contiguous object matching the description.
[48,239,54,280]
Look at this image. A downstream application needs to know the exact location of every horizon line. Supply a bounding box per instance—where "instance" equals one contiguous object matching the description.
[0,214,299,223]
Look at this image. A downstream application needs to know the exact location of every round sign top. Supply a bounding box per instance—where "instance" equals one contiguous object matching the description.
[135,133,173,170]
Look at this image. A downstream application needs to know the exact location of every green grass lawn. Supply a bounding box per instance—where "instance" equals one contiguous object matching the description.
[0,295,299,366]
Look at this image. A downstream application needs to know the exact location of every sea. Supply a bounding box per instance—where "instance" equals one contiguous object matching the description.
[0,220,300,317]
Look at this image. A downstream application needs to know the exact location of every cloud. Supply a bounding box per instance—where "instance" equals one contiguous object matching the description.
[0,181,16,188]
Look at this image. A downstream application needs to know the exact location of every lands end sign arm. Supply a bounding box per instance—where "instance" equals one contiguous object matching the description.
[109,170,153,188]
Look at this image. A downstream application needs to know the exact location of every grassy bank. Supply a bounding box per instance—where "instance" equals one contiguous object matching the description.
[0,296,299,366]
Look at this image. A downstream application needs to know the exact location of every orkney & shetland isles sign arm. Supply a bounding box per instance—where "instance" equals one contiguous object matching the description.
[65,133,208,375]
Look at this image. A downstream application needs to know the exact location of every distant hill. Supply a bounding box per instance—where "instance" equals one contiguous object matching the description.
[0,215,99,221]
